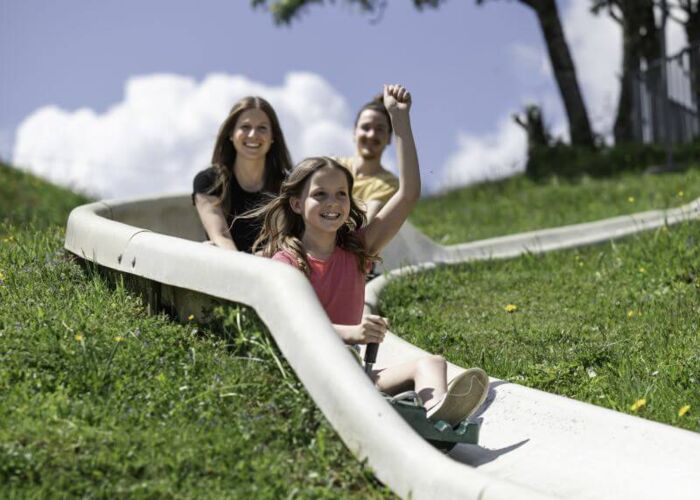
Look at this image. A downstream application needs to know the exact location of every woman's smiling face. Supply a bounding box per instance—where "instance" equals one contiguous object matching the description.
[230,108,273,161]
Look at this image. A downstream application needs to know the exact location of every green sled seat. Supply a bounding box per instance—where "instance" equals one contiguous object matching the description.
[387,391,480,452]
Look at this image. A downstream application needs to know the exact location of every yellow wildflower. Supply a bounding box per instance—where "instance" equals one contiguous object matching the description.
[638,267,646,274]
[74,334,84,342]
[677,191,684,198]
[678,405,691,417]
[504,304,518,313]
[630,398,646,412]
[628,196,635,203]
[627,310,635,318]
[0,270,4,280]
[114,336,124,342]
[187,314,195,321]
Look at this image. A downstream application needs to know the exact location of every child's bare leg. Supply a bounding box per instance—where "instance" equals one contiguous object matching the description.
[373,355,448,409]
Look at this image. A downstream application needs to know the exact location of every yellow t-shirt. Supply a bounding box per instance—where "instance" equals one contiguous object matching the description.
[335,157,399,205]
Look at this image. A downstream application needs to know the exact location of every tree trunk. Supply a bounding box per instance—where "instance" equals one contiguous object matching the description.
[683,3,700,118]
[521,0,595,147]
[614,3,640,144]
[613,0,658,144]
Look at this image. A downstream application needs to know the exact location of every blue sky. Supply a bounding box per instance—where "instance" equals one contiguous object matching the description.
[0,0,687,197]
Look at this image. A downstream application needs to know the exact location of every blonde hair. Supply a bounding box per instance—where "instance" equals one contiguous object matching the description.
[250,157,379,276]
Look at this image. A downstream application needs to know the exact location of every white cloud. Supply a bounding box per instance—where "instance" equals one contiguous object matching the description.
[434,116,527,194]
[12,72,355,198]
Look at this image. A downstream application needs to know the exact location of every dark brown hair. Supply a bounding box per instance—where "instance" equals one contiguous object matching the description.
[208,96,293,212]
[250,157,379,276]
[354,94,392,143]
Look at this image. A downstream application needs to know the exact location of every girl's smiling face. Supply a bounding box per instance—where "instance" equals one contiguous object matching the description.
[291,166,351,236]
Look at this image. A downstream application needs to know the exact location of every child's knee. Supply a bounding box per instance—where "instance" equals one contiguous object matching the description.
[416,354,447,376]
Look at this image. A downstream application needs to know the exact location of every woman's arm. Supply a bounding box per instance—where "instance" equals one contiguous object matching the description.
[363,84,420,256]
[194,193,238,251]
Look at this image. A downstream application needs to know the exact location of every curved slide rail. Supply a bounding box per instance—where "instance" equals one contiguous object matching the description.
[370,197,700,499]
[65,194,700,499]
[379,198,700,271]
[64,194,547,500]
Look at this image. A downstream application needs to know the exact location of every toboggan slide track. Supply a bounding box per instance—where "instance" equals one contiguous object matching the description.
[65,194,700,499]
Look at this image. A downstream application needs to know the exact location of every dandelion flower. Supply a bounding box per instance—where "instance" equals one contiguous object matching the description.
[628,196,635,203]
[678,405,690,417]
[630,398,646,412]
[504,304,518,313]
[187,314,195,321]
[74,334,84,342]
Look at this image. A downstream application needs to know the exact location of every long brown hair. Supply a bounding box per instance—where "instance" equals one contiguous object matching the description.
[251,157,379,276]
[208,96,292,212]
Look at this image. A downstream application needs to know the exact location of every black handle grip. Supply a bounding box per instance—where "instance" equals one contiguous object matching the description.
[364,342,379,365]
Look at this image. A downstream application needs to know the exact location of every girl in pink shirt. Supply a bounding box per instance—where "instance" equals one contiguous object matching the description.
[252,85,488,426]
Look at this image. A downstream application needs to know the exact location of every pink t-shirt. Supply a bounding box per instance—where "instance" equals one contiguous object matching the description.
[272,246,366,325]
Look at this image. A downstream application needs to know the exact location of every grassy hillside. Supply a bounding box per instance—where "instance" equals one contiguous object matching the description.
[381,220,700,432]
[0,163,390,498]
[4,160,697,496]
[412,167,700,244]
[0,163,91,227]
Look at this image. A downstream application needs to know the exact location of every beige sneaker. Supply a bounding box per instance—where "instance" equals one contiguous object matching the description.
[426,367,489,426]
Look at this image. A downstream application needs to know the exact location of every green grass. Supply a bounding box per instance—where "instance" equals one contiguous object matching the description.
[5,156,698,495]
[0,164,390,498]
[379,221,700,432]
[0,163,91,227]
[412,167,699,244]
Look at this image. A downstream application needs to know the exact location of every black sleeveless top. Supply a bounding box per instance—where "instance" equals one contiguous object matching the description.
[192,167,268,253]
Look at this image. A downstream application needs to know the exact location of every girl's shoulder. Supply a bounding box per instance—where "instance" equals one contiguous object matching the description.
[271,249,297,267]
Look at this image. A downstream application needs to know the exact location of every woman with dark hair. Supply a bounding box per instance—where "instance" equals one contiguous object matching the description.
[192,96,293,252]
[335,94,398,224]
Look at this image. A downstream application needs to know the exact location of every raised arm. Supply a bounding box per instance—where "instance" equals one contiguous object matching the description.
[363,84,420,256]
[194,193,238,251]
